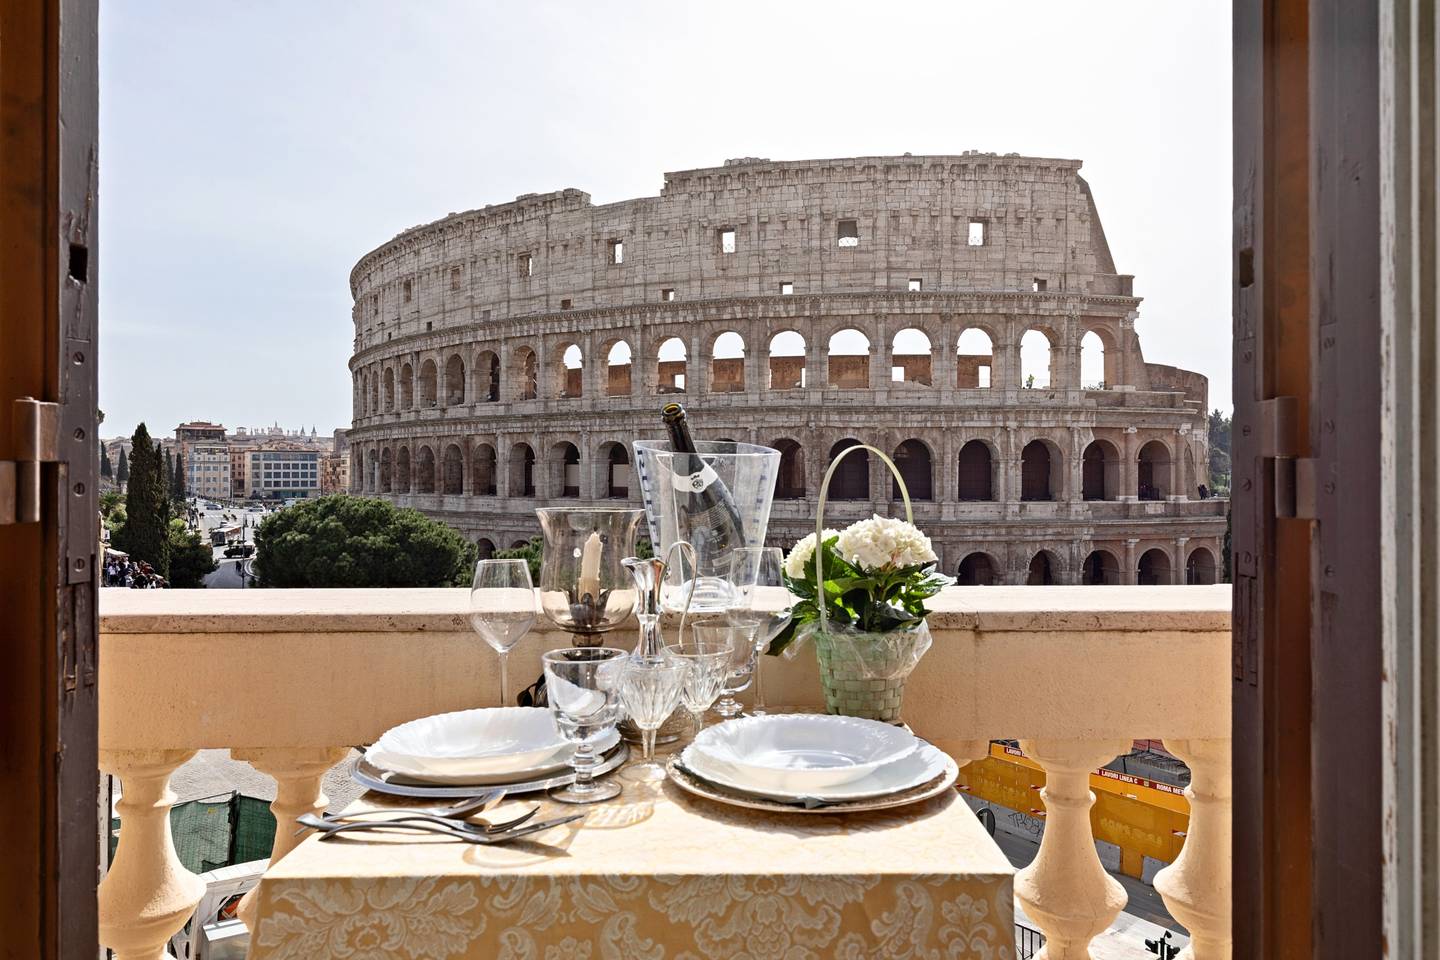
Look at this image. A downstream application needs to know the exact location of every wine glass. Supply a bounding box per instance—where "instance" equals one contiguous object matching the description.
[469,559,537,707]
[728,547,791,715]
[693,622,752,719]
[617,656,686,781]
[663,639,731,735]
[542,647,628,804]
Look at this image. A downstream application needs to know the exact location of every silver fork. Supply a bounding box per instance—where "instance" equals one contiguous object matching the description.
[293,790,510,837]
[295,811,584,844]
[299,807,540,836]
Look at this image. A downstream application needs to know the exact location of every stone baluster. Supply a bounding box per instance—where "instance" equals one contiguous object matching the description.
[98,749,205,960]
[1154,738,1232,959]
[231,747,350,930]
[1014,738,1130,960]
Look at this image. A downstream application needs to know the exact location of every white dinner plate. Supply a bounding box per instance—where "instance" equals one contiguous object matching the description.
[365,706,619,785]
[688,714,919,792]
[680,740,950,803]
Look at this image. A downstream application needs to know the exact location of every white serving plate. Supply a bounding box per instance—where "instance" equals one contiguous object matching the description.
[355,742,630,796]
[365,706,619,785]
[689,714,919,792]
[681,740,948,802]
[668,747,958,814]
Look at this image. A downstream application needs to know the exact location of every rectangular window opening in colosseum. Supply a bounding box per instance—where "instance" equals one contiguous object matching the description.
[968,220,986,245]
[908,278,922,292]
[837,219,859,247]
[518,252,532,277]
[608,239,623,264]
[561,299,572,310]
[661,288,675,301]
[1033,277,1047,292]
[780,281,793,295]
[450,266,461,290]
[402,279,412,302]
[720,228,736,254]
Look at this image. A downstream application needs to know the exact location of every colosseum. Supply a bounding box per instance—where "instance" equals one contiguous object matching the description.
[346,154,1227,586]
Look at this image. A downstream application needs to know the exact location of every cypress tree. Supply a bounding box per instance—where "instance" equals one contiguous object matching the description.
[113,424,170,576]
[100,442,113,479]
[116,448,129,488]
[171,448,187,504]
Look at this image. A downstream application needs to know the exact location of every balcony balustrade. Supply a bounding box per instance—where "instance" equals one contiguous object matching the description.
[97,585,1230,959]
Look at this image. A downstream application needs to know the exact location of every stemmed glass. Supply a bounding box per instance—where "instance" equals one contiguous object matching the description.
[542,647,629,804]
[663,639,732,735]
[618,657,686,781]
[468,559,537,708]
[694,622,753,719]
[727,547,791,715]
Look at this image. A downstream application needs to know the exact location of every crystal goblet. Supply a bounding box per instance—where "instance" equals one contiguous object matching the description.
[617,656,686,781]
[692,622,752,719]
[663,639,731,735]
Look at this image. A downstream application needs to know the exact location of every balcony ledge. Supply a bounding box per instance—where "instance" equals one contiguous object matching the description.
[99,584,1230,635]
[99,585,1231,753]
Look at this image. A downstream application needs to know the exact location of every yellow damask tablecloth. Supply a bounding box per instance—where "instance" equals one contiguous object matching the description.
[247,771,1015,960]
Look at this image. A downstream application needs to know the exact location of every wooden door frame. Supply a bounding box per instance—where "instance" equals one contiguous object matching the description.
[1233,0,1385,955]
[0,1,100,957]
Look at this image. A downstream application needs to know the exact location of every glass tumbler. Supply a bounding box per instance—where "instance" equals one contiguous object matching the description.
[543,647,628,803]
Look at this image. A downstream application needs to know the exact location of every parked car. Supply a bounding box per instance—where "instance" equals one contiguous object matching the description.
[223,543,255,558]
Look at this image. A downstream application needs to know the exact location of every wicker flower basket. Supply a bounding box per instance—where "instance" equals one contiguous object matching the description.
[809,443,932,723]
[809,621,933,722]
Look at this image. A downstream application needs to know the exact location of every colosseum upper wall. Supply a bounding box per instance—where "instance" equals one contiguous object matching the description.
[346,155,1227,587]
[348,154,1136,346]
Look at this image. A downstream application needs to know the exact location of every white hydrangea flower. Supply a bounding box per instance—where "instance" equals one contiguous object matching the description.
[834,515,937,572]
[784,528,840,579]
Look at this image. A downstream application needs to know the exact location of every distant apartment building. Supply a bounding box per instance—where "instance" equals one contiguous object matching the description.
[246,448,321,500]
[186,444,231,501]
[319,452,350,495]
[175,421,227,445]
[229,447,248,498]
[164,421,336,499]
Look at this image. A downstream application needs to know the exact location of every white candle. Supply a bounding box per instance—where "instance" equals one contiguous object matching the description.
[578,530,602,601]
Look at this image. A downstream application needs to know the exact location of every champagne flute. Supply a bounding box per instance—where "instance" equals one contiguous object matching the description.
[468,559,537,707]
[618,656,686,781]
[728,547,791,715]
[543,647,628,803]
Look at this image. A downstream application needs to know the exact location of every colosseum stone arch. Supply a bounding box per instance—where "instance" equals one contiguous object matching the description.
[347,155,1226,583]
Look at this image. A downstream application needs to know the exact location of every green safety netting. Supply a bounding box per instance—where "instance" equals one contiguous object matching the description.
[110,792,276,874]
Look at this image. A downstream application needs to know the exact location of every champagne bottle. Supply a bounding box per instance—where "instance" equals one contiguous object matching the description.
[660,402,745,568]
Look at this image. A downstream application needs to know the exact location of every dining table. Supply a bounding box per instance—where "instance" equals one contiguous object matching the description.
[244,743,1016,960]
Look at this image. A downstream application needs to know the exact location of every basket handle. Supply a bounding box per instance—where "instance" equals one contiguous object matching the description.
[814,444,913,633]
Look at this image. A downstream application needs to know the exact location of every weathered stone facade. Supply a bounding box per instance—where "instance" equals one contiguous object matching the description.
[346,155,1226,585]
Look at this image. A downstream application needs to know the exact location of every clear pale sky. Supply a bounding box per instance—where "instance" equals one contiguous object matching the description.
[98,1,1231,440]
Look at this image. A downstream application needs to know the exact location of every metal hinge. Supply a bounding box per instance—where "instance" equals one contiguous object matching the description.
[0,397,62,524]
[1255,396,1318,519]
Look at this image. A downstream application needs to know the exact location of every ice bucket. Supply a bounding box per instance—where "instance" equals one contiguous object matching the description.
[632,439,779,615]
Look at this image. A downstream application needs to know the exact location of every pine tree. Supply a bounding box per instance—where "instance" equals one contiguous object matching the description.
[113,424,170,577]
[100,442,112,479]
[116,448,129,488]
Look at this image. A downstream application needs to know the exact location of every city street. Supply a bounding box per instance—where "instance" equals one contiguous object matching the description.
[193,501,269,588]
